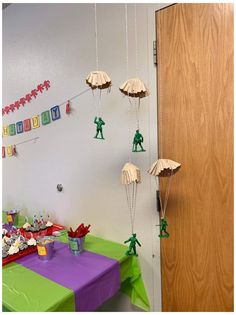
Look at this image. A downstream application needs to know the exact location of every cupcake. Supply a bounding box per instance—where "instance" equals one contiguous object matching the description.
[27,238,36,247]
[46,221,53,227]
[2,250,8,258]
[8,245,19,255]
[23,222,31,230]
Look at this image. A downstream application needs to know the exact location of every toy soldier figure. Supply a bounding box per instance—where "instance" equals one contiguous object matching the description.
[94,117,105,139]
[158,217,169,238]
[124,233,141,256]
[132,129,146,152]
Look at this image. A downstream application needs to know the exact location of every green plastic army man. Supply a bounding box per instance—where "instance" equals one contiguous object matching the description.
[124,233,141,256]
[158,217,169,238]
[132,130,146,152]
[94,117,105,140]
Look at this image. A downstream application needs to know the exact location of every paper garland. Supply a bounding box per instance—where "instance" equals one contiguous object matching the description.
[2,137,39,159]
[2,145,17,158]
[2,80,50,116]
[2,106,61,138]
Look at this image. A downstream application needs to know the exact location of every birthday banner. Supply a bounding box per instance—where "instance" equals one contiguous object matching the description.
[2,105,61,158]
[2,80,51,116]
[2,105,61,138]
[2,87,90,158]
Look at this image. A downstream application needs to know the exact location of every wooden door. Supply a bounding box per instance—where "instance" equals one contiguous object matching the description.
[156,4,233,312]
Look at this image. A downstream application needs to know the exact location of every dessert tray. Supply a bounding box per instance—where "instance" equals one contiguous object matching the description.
[2,224,64,266]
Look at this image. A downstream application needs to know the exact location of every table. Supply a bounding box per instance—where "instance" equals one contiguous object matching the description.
[2,234,150,312]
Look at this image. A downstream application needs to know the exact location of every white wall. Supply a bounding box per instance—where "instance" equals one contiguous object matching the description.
[2,3,168,311]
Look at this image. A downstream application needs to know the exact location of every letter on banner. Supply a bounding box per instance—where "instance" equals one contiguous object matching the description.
[9,124,16,136]
[51,106,61,121]
[2,147,5,158]
[6,145,12,157]
[41,110,51,125]
[2,126,9,137]
[16,121,24,134]
[24,119,31,132]
[31,115,40,129]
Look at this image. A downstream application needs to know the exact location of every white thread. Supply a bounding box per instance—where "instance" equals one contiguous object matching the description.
[125,4,129,80]
[15,137,39,146]
[58,88,90,107]
[134,4,138,76]
[94,4,99,71]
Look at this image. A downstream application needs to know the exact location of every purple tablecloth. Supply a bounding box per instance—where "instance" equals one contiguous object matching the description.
[16,241,120,311]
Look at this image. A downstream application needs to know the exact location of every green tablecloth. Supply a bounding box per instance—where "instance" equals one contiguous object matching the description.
[2,215,150,311]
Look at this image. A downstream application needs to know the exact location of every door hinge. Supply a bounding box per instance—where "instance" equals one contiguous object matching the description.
[153,40,157,65]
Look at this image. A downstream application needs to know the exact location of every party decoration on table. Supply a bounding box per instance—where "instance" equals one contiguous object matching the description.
[124,233,141,256]
[4,209,20,226]
[20,213,57,240]
[68,224,91,239]
[37,236,55,261]
[68,224,91,255]
[2,80,51,116]
[148,159,181,238]
[94,116,105,139]
[119,4,149,153]
[86,4,111,140]
[2,231,34,258]
[121,162,141,256]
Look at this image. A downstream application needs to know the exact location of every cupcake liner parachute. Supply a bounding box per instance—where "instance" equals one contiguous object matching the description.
[148,159,181,177]
[148,159,181,238]
[86,71,112,90]
[119,78,149,98]
[121,162,141,185]
[121,162,141,234]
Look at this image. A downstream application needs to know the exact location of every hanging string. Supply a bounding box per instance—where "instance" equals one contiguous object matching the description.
[124,5,132,162]
[98,89,102,117]
[134,4,138,76]
[58,88,90,107]
[125,4,129,80]
[15,136,39,147]
[125,183,138,234]
[134,98,140,130]
[94,3,99,71]
[159,168,174,218]
[91,88,103,118]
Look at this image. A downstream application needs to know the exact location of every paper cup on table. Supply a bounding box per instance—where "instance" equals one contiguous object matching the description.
[5,210,20,226]
[68,236,85,256]
[37,236,55,261]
